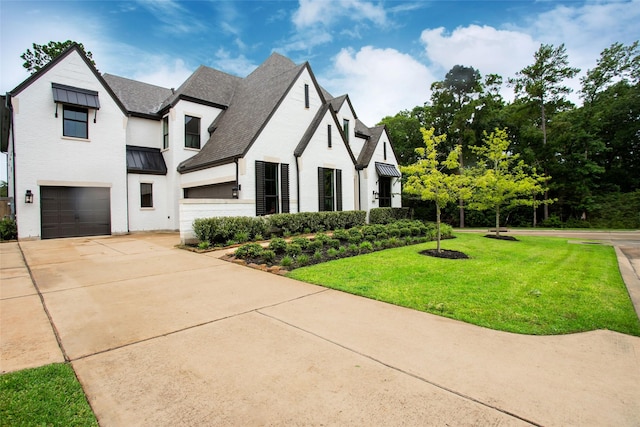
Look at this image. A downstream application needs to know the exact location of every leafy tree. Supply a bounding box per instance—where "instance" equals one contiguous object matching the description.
[429,65,484,227]
[401,128,469,252]
[509,44,579,220]
[0,180,7,197]
[379,110,424,166]
[21,40,95,74]
[581,41,639,103]
[468,128,550,236]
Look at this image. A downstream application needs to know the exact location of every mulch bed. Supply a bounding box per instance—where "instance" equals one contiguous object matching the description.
[484,234,519,241]
[420,249,469,259]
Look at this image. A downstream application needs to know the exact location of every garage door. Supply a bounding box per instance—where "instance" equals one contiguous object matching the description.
[40,186,111,239]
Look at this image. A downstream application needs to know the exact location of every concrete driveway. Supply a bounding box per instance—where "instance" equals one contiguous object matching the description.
[2,231,640,426]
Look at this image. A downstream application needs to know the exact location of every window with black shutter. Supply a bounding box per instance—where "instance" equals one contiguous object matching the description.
[256,161,282,216]
[281,163,290,213]
[318,167,341,211]
[336,169,342,211]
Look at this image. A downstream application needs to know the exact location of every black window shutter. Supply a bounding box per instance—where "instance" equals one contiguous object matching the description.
[336,169,343,211]
[281,163,290,213]
[318,167,325,212]
[256,161,265,216]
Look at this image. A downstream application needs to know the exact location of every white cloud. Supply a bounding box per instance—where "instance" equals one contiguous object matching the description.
[212,49,257,77]
[420,25,539,84]
[292,0,386,29]
[131,57,193,89]
[322,46,435,125]
[135,0,207,34]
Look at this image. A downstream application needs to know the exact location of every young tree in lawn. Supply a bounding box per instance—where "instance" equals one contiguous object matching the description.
[21,40,95,74]
[401,128,469,252]
[469,128,550,237]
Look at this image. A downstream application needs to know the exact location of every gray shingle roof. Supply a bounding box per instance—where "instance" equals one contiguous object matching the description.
[354,119,372,137]
[178,53,305,172]
[103,74,173,117]
[159,65,240,111]
[357,125,385,168]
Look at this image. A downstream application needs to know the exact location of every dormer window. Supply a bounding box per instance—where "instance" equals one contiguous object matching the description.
[162,116,169,149]
[185,115,201,149]
[343,119,349,143]
[304,84,310,108]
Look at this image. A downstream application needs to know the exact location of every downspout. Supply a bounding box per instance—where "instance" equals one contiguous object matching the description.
[234,158,239,195]
[6,94,16,219]
[295,156,301,212]
[357,167,362,211]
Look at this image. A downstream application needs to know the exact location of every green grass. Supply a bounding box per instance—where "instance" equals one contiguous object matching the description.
[288,234,640,336]
[0,363,98,427]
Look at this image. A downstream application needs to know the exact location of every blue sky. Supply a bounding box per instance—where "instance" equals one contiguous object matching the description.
[1,0,639,180]
[2,0,640,123]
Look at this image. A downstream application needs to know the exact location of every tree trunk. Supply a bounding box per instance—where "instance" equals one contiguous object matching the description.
[436,203,442,253]
[533,196,538,228]
[495,205,500,237]
[459,155,465,228]
[541,101,549,220]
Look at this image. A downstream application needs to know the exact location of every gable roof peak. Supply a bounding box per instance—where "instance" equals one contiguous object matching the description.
[247,52,298,81]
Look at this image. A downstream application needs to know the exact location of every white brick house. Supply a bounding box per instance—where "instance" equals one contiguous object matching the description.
[1,45,401,242]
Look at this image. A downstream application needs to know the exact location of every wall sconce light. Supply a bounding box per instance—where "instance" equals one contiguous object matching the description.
[25,189,34,204]
[232,186,239,199]
[372,191,379,200]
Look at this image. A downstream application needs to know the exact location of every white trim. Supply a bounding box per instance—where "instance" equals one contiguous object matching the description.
[37,180,112,187]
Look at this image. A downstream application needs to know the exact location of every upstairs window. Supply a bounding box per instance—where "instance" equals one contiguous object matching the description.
[328,124,332,148]
[140,183,153,208]
[304,84,310,108]
[185,115,200,149]
[343,119,349,143]
[63,106,88,139]
[162,116,169,149]
[384,141,387,160]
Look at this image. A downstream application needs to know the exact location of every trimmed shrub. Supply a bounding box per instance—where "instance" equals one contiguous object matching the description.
[262,249,276,263]
[291,236,311,249]
[332,229,349,241]
[193,216,268,245]
[326,247,338,258]
[234,243,264,259]
[308,239,324,252]
[280,256,293,267]
[359,241,373,253]
[369,207,411,224]
[296,254,310,266]
[285,243,302,257]
[268,237,287,254]
[327,238,341,249]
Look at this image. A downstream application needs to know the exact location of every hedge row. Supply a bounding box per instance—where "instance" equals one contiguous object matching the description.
[193,210,367,245]
[369,207,411,224]
[233,220,453,270]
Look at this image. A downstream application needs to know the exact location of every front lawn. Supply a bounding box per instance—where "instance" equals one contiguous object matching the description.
[0,363,98,427]
[288,233,640,336]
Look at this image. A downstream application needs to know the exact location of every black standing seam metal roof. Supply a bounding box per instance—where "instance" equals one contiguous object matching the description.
[126,145,167,175]
[51,83,100,109]
[375,162,401,177]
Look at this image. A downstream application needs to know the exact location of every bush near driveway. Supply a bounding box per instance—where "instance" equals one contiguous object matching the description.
[232,220,452,270]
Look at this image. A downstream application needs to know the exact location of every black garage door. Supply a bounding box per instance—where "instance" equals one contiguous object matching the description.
[40,186,111,239]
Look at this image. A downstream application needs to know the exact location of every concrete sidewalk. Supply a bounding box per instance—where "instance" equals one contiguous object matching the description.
[1,232,639,426]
